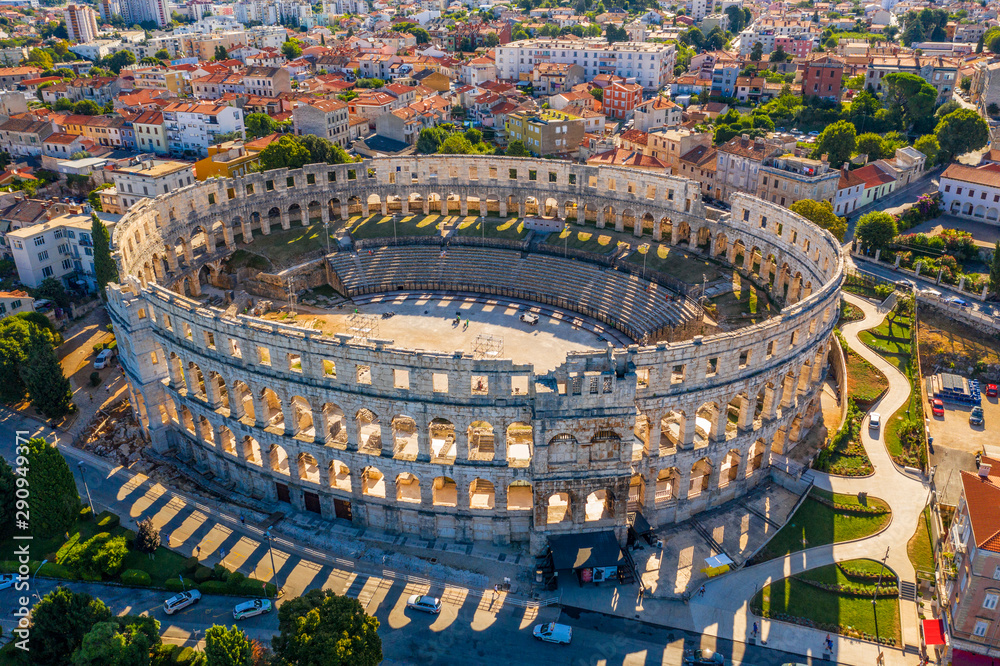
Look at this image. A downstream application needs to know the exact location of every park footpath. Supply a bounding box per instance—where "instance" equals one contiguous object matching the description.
[559,293,927,666]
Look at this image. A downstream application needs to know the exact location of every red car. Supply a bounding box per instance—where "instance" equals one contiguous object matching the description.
[932,398,944,417]
[988,384,998,398]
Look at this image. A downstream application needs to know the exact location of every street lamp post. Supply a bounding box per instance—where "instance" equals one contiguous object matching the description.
[871,546,890,665]
[31,560,47,602]
[77,461,94,516]
[564,224,570,257]
[265,529,281,599]
[481,216,484,241]
[323,219,330,256]
[640,243,649,278]
[392,214,397,244]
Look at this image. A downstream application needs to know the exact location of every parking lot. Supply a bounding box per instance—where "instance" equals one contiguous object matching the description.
[926,388,1000,504]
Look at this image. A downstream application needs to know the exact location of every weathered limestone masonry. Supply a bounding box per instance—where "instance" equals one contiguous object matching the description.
[106,156,843,555]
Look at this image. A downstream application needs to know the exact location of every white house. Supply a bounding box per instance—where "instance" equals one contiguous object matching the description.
[939,163,1000,223]
[8,210,118,290]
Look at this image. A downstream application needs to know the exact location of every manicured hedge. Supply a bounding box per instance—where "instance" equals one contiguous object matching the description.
[0,560,75,580]
[164,577,196,592]
[120,569,152,586]
[96,511,120,529]
[192,565,214,583]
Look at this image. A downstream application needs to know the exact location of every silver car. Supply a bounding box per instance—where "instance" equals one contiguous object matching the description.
[406,594,441,614]
[163,590,201,615]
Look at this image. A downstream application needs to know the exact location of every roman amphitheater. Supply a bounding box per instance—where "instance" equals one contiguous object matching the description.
[106,155,843,555]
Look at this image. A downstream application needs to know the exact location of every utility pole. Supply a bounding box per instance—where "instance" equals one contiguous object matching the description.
[872,546,890,665]
[287,277,297,315]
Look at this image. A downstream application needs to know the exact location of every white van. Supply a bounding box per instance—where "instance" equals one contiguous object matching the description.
[533,622,572,644]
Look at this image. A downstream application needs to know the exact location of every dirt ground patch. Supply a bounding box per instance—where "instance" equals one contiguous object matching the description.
[918,310,1000,381]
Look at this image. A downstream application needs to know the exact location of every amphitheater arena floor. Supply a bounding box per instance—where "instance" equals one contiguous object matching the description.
[261,291,631,372]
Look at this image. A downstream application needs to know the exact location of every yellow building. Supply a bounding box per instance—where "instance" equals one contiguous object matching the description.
[194,141,260,180]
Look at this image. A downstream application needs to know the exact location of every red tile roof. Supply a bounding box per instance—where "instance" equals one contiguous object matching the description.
[961,456,1000,552]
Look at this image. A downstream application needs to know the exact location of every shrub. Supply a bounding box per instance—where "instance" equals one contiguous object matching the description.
[135,517,160,554]
[226,570,245,588]
[196,580,229,595]
[171,646,207,665]
[107,340,117,351]
[182,555,199,574]
[89,371,101,386]
[164,577,196,592]
[93,534,128,577]
[234,579,276,597]
[192,565,214,583]
[79,506,93,520]
[0,560,76,580]
[121,569,152,586]
[92,342,104,353]
[213,563,231,581]
[123,529,136,544]
[96,511,120,529]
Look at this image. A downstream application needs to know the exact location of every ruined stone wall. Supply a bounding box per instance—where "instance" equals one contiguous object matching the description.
[106,157,842,554]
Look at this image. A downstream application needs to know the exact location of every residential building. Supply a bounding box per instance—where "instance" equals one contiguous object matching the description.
[711,53,741,98]
[375,96,452,146]
[834,165,865,217]
[496,38,676,91]
[109,158,195,211]
[161,102,245,157]
[757,154,839,207]
[873,147,926,188]
[939,458,1000,664]
[624,128,712,174]
[939,163,1000,223]
[64,4,98,43]
[194,141,260,180]
[853,163,898,208]
[774,36,812,58]
[8,210,118,290]
[243,67,292,97]
[0,118,54,157]
[462,56,497,86]
[531,62,586,96]
[971,60,1000,115]
[865,55,959,104]
[292,98,350,147]
[605,80,642,120]
[678,144,718,197]
[0,290,33,319]
[737,19,818,56]
[129,66,188,95]
[715,134,783,201]
[505,109,585,156]
[801,54,844,102]
[0,197,51,257]
[0,67,43,88]
[133,111,166,155]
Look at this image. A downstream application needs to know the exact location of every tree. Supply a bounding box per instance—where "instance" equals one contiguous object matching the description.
[26,48,53,70]
[605,24,628,43]
[990,240,1000,297]
[24,434,78,534]
[104,50,135,74]
[682,27,705,50]
[750,41,763,62]
[437,134,474,154]
[484,32,499,47]
[272,590,382,666]
[913,134,940,166]
[935,108,990,161]
[281,40,302,59]
[92,213,117,295]
[882,72,937,131]
[406,25,430,44]
[135,516,160,554]
[245,113,278,140]
[884,25,899,43]
[72,617,160,666]
[205,625,253,666]
[986,26,1000,54]
[789,199,847,241]
[0,456,14,538]
[901,18,924,45]
[769,45,788,63]
[813,120,856,167]
[855,211,898,253]
[154,48,170,60]
[21,331,73,418]
[214,45,228,61]
[505,140,529,157]
[989,103,1000,117]
[977,35,984,54]
[415,126,449,154]
[258,135,311,171]
[934,99,962,118]
[705,26,725,50]
[855,132,888,160]
[30,588,112,666]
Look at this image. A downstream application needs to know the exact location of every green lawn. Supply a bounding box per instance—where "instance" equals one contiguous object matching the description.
[845,348,888,404]
[625,243,724,284]
[813,403,874,477]
[348,213,444,240]
[754,559,901,643]
[547,227,625,255]
[908,505,935,575]
[751,489,891,563]
[453,215,529,240]
[858,312,912,371]
[239,222,337,268]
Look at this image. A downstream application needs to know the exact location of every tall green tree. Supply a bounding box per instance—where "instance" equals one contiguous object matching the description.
[244,113,279,139]
[813,120,856,167]
[989,240,1000,297]
[935,108,990,161]
[72,617,160,666]
[281,40,302,59]
[20,335,73,418]
[204,625,253,666]
[214,45,228,61]
[258,135,312,171]
[0,456,14,538]
[30,588,112,666]
[789,199,847,241]
[605,24,628,43]
[901,18,924,45]
[272,590,381,666]
[92,213,117,295]
[882,72,937,132]
[24,435,79,535]
[855,211,898,253]
[855,133,888,160]
[505,140,529,157]
[913,134,940,166]
[749,41,763,62]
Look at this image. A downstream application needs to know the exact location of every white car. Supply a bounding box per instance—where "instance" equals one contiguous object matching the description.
[163,590,201,615]
[0,573,17,591]
[533,622,573,644]
[233,598,272,620]
[869,412,881,430]
[406,594,441,614]
[94,349,116,369]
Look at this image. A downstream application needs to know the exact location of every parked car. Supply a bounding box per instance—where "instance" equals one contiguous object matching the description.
[533,622,573,644]
[920,288,942,297]
[869,412,881,430]
[932,399,944,417]
[233,598,272,620]
[896,279,916,289]
[945,296,970,307]
[971,406,985,426]
[34,299,53,313]
[163,590,201,615]
[406,595,441,614]
[808,130,820,136]
[987,384,998,398]
[94,349,116,369]
[685,649,725,665]
[0,573,17,590]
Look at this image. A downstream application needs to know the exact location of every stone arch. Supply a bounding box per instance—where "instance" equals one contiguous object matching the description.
[429,418,456,463]
[395,472,421,504]
[179,405,195,434]
[432,476,458,506]
[506,422,533,466]
[298,452,320,483]
[747,438,766,476]
[355,408,381,454]
[546,491,571,524]
[219,425,236,455]
[469,478,495,509]
[391,414,419,460]
[660,410,686,449]
[468,420,495,461]
[199,415,214,446]
[269,444,290,475]
[290,395,314,438]
[186,361,207,399]
[543,196,559,217]
[322,403,347,446]
[287,203,302,226]
[260,387,284,428]
[361,466,385,497]
[689,457,712,498]
[719,449,741,487]
[548,432,578,465]
[329,460,351,492]
[242,436,262,465]
[307,200,323,224]
[585,489,612,521]
[233,381,255,422]
[656,467,680,502]
[628,473,645,510]
[676,220,691,245]
[507,481,532,511]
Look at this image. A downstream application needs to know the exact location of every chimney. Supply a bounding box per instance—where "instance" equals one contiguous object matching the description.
[820,153,828,163]
[980,463,992,479]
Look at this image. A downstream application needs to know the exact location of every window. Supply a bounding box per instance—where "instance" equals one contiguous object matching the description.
[37,251,48,261]
[994,565,1000,580]
[985,593,1000,610]
[33,236,45,246]
[42,266,53,277]
[974,620,989,637]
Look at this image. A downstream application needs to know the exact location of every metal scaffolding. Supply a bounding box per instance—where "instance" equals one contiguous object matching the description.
[347,312,380,342]
[473,333,504,359]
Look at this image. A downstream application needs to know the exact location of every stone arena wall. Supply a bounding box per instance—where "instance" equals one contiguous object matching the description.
[106,155,843,555]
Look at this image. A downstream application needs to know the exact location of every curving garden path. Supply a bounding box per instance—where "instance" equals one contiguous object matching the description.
[688,293,928,663]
